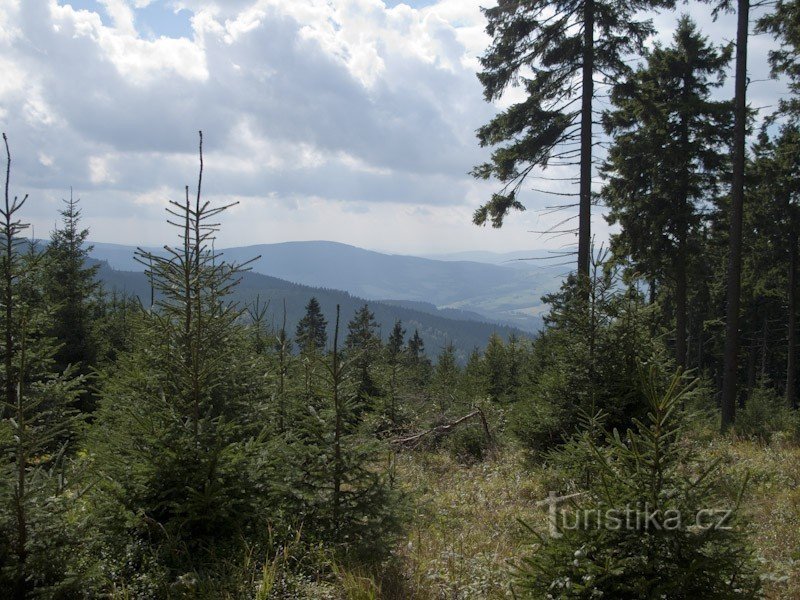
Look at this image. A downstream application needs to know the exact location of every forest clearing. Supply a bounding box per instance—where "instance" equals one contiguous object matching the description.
[3,0,800,597]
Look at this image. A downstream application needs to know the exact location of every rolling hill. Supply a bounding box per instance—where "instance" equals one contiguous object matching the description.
[89,240,560,332]
[95,262,531,363]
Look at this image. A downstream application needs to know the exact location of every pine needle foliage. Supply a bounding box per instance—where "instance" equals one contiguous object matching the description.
[514,365,761,599]
[0,134,83,599]
[87,132,269,593]
[345,303,382,409]
[43,191,102,412]
[271,306,403,564]
[296,297,328,355]
[511,250,661,453]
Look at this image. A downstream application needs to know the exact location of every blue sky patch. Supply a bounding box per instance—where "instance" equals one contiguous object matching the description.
[384,1,437,8]
[59,0,109,27]
[58,1,192,39]
[137,2,193,40]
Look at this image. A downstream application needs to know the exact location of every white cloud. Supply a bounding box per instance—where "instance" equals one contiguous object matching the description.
[49,1,208,85]
[89,155,115,184]
[133,185,172,206]
[0,56,25,98]
[0,0,22,44]
[97,0,136,35]
[0,0,789,255]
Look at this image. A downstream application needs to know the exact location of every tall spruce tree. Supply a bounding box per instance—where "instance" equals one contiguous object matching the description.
[296,297,327,355]
[0,134,82,598]
[720,0,751,430]
[602,17,733,369]
[746,125,800,407]
[471,0,672,276]
[758,0,800,118]
[755,0,800,410]
[43,191,101,411]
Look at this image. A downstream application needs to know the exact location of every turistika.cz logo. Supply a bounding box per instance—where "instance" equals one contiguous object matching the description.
[537,491,734,538]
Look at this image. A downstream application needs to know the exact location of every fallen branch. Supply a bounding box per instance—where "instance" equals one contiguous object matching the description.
[390,408,494,450]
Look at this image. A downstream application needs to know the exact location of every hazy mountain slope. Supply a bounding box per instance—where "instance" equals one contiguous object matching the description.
[95,263,531,362]
[421,249,560,267]
[205,241,537,306]
[89,240,556,332]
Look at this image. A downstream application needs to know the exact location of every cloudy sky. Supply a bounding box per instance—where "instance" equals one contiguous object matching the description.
[0,0,787,255]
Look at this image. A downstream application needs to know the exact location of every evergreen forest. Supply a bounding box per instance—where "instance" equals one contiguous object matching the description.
[3,0,800,598]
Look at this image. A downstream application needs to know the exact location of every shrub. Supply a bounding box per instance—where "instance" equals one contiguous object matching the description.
[444,423,491,464]
[736,383,794,442]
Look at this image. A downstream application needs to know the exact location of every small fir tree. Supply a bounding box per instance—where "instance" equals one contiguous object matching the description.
[272,306,403,563]
[296,297,328,355]
[382,320,407,428]
[43,191,101,401]
[514,366,761,598]
[0,134,83,598]
[87,133,269,594]
[345,303,381,406]
[406,328,432,388]
[431,342,459,413]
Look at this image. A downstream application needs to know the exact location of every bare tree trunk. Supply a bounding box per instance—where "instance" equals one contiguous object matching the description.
[278,300,287,433]
[3,134,14,422]
[746,331,757,393]
[675,74,691,370]
[332,305,342,539]
[3,134,28,600]
[577,0,594,278]
[788,214,798,408]
[721,0,749,431]
[676,242,688,369]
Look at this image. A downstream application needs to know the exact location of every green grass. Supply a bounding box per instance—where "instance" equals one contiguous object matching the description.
[357,437,800,599]
[218,436,800,598]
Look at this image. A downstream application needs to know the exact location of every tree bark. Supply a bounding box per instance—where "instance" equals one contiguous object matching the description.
[788,209,798,408]
[332,305,342,538]
[675,71,691,370]
[675,241,688,369]
[721,0,749,431]
[577,0,594,278]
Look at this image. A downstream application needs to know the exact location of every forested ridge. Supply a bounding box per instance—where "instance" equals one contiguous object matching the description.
[93,260,532,364]
[87,239,553,335]
[2,1,800,599]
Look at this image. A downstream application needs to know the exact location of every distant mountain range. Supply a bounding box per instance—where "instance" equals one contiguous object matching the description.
[421,249,571,268]
[88,240,562,333]
[95,263,530,363]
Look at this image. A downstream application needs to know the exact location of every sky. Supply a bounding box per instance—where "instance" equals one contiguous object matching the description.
[0,0,788,255]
